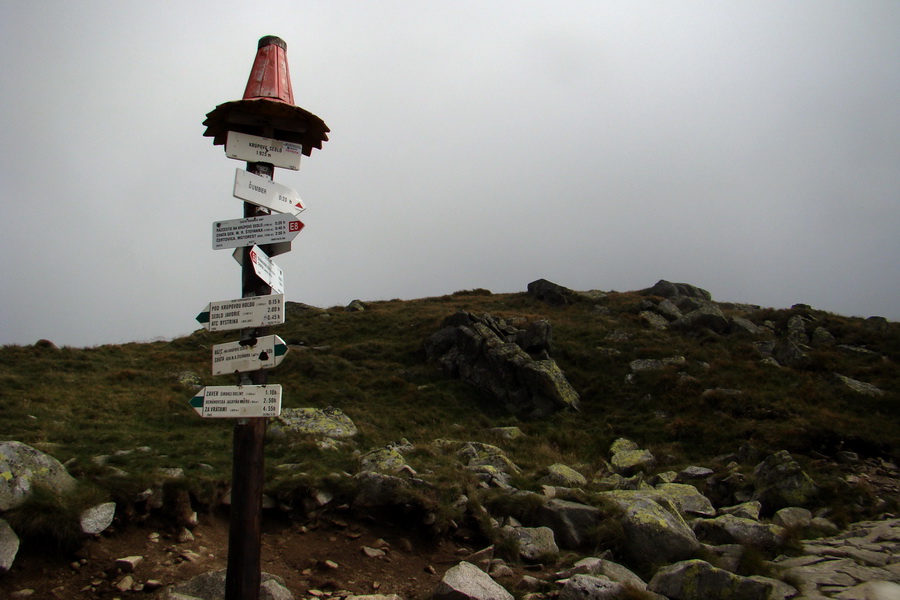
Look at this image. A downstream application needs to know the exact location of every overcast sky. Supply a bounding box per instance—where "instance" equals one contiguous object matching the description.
[2,1,899,347]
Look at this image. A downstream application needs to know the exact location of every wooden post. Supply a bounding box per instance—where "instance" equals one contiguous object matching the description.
[225,160,274,600]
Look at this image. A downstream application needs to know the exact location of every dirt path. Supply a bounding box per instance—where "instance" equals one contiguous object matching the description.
[0,510,537,600]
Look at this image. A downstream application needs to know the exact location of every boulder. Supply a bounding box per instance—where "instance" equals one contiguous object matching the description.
[0,518,19,573]
[655,483,716,518]
[557,557,648,590]
[558,574,624,600]
[772,507,812,530]
[692,514,786,550]
[352,472,411,508]
[433,561,513,600]
[648,559,778,600]
[424,312,579,418]
[619,498,700,564]
[773,340,811,369]
[0,441,77,511]
[752,451,817,511]
[610,449,656,476]
[359,447,410,475]
[540,464,587,488]
[834,373,885,397]
[642,280,712,301]
[729,317,760,336]
[535,498,603,549]
[672,304,729,334]
[526,279,584,306]
[271,407,358,439]
[501,525,558,562]
[156,569,292,600]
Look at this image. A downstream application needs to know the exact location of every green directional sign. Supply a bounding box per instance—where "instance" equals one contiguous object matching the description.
[211,335,288,376]
[196,294,284,332]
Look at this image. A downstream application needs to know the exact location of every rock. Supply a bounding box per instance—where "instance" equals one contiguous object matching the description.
[352,471,415,508]
[345,299,367,312]
[501,525,558,562]
[526,279,584,306]
[648,559,778,600]
[0,441,77,511]
[629,359,665,372]
[810,326,836,347]
[619,498,700,564]
[609,438,640,454]
[517,320,553,355]
[773,340,811,369]
[642,280,712,301]
[346,596,403,600]
[835,581,900,599]
[676,466,714,482]
[654,483,716,518]
[535,498,603,549]
[424,312,579,418]
[672,304,729,334]
[640,311,670,330]
[360,447,410,475]
[488,427,524,441]
[610,449,656,476]
[433,561,513,600]
[752,450,817,511]
[540,464,587,488]
[692,514,786,550]
[717,501,762,520]
[558,574,624,600]
[729,317,760,336]
[656,299,684,321]
[80,502,116,535]
[155,569,294,600]
[834,373,885,397]
[464,546,495,572]
[115,575,135,592]
[272,407,358,439]
[115,555,144,572]
[0,518,20,573]
[786,315,809,345]
[558,557,648,590]
[773,507,812,529]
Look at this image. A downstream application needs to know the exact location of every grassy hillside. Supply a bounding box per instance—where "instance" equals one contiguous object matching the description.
[1,287,898,527]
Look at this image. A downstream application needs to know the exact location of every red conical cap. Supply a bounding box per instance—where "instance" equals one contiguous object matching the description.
[243,35,294,104]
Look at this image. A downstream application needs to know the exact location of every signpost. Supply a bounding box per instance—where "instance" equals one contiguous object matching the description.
[226,131,303,170]
[213,213,303,251]
[196,294,284,332]
[234,168,305,216]
[199,35,329,600]
[212,335,288,376]
[190,385,282,418]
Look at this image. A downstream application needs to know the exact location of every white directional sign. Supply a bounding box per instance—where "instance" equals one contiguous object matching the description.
[232,245,284,295]
[226,131,303,170]
[189,385,282,418]
[213,213,304,251]
[196,294,284,332]
[233,168,305,216]
[212,335,288,376]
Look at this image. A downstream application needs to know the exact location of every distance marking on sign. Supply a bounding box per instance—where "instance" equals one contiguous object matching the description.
[233,168,305,216]
[196,294,284,332]
[212,213,304,250]
[225,131,302,170]
[189,385,282,418]
[211,335,288,376]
